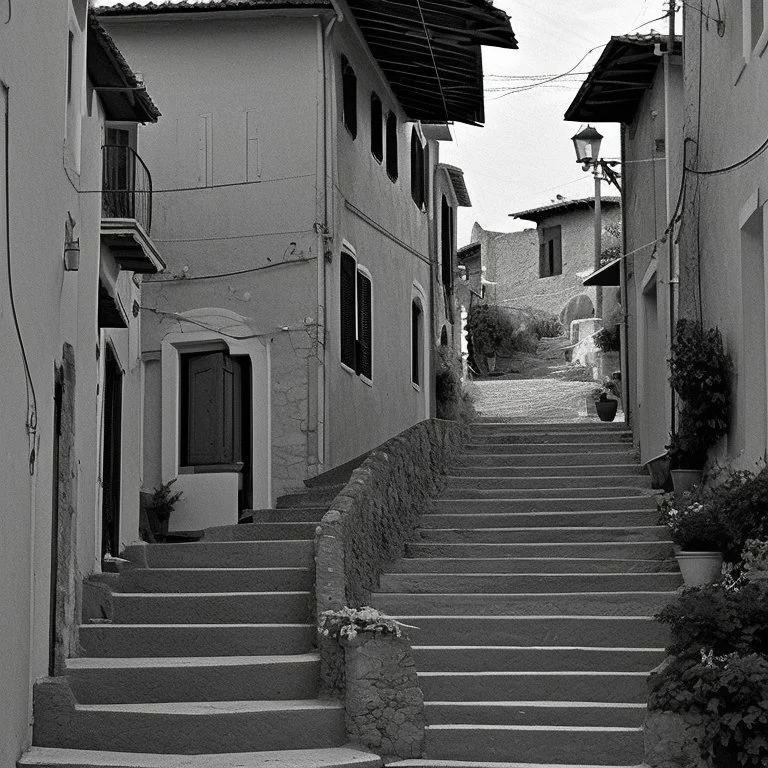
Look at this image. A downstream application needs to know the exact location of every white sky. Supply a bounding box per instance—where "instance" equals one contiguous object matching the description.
[440,0,675,245]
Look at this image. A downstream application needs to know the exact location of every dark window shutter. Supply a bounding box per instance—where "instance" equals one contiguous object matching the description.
[185,351,242,466]
[341,56,357,138]
[371,93,383,161]
[412,301,422,386]
[553,227,563,275]
[539,239,547,277]
[411,128,424,207]
[386,112,398,181]
[357,271,372,379]
[340,252,357,369]
[441,196,452,288]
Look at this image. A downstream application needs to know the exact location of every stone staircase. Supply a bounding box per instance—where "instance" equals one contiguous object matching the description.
[21,486,381,768]
[371,420,678,768]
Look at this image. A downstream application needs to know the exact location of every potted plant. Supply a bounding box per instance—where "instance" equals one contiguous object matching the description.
[466,304,512,374]
[658,491,725,585]
[667,319,732,489]
[145,478,183,541]
[591,374,621,422]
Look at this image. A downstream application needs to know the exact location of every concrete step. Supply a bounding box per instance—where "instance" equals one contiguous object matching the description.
[276,485,343,508]
[109,592,311,625]
[465,432,632,445]
[470,420,628,431]
[380,572,682,594]
[454,453,638,467]
[451,463,646,476]
[393,616,667,647]
[122,541,313,569]
[419,510,660,528]
[79,623,315,658]
[411,646,665,673]
[430,497,656,513]
[404,541,674,560]
[444,475,651,490]
[414,526,669,544]
[396,759,643,768]
[370,591,674,617]
[33,682,346,754]
[462,443,634,456]
[235,508,327,525]
[19,746,382,768]
[65,654,319,704]
[391,557,678,575]
[425,701,646,727]
[440,486,652,500]
[423,723,644,764]
[198,523,318,541]
[418,671,648,703]
[117,567,312,593]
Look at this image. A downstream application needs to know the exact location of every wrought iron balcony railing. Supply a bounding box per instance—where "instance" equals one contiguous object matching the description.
[101,144,152,235]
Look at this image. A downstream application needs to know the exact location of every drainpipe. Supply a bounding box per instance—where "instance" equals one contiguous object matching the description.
[315,4,342,469]
[619,124,631,425]
[665,4,678,440]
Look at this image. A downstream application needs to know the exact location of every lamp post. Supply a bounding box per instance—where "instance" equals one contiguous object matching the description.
[572,125,605,318]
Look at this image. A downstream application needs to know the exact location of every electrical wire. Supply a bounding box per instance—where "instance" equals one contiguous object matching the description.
[685,135,768,175]
[146,254,316,283]
[153,227,314,244]
[3,85,38,474]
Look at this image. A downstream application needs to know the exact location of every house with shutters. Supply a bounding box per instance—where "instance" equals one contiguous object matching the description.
[95,0,516,529]
[0,3,162,762]
[565,33,684,462]
[466,196,621,328]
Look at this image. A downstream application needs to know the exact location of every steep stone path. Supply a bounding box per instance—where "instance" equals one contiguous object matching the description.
[372,420,677,768]
[21,487,381,768]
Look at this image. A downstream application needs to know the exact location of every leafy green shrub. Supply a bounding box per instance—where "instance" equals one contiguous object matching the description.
[467,305,515,357]
[434,345,475,423]
[667,319,732,469]
[657,493,727,552]
[147,478,183,523]
[649,652,768,766]
[711,467,768,560]
[524,308,563,339]
[594,326,620,352]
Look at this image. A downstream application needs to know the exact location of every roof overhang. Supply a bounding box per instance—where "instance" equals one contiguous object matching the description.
[511,196,621,224]
[583,258,620,286]
[87,13,161,122]
[96,0,517,126]
[457,241,480,262]
[565,33,682,124]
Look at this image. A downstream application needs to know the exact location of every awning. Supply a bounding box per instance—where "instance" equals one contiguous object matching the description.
[583,258,620,286]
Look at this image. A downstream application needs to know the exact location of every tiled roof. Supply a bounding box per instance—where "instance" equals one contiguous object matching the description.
[511,196,621,223]
[565,33,683,124]
[88,13,160,121]
[95,0,517,126]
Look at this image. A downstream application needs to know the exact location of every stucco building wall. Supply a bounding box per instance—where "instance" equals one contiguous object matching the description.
[679,1,768,467]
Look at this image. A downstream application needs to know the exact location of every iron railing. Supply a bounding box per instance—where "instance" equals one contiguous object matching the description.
[101,144,153,235]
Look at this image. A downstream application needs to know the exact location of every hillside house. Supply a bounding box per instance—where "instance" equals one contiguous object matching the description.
[96,0,516,528]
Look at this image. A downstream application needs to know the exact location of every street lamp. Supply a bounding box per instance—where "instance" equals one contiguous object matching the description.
[571,124,605,317]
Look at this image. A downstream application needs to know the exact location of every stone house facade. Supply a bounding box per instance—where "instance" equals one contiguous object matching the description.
[96,0,515,528]
[469,196,621,327]
[0,4,161,762]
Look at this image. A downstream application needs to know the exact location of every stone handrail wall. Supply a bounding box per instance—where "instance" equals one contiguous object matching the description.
[314,418,465,758]
[315,418,465,613]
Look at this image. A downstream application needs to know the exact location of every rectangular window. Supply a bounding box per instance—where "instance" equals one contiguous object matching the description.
[386,112,398,181]
[370,93,383,162]
[539,225,562,277]
[67,31,74,103]
[341,55,357,139]
[441,196,454,289]
[340,251,373,380]
[412,300,422,387]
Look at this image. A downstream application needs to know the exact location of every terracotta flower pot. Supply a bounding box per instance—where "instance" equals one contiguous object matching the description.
[595,398,618,422]
[675,551,723,586]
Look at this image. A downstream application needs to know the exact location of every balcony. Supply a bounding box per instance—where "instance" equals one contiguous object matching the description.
[100,144,164,274]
